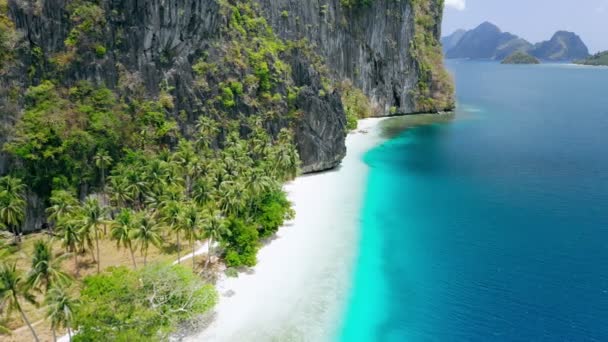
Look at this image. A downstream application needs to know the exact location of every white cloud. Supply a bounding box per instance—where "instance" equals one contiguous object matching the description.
[445,0,466,11]
[597,0,608,13]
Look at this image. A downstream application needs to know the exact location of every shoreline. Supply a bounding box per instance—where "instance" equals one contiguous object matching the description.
[186,118,387,341]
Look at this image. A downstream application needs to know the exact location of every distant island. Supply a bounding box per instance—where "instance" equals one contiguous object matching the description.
[442,22,590,62]
[574,51,608,66]
[502,51,540,64]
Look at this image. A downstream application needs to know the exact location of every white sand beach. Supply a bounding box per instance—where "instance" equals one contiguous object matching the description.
[187,118,386,341]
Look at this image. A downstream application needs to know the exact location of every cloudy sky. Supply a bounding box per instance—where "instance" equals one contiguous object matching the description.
[443,0,607,53]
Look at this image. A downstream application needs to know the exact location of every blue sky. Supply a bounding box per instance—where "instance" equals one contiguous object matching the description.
[443,0,608,53]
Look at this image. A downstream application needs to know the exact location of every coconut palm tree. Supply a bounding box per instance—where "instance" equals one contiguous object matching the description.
[80,196,107,274]
[160,198,184,263]
[218,181,247,216]
[93,150,113,205]
[172,140,198,198]
[124,167,148,209]
[0,263,39,341]
[271,129,300,181]
[26,240,71,292]
[107,175,133,209]
[45,285,78,342]
[202,208,228,268]
[46,190,78,235]
[192,176,216,207]
[111,209,138,269]
[0,176,27,244]
[195,116,219,152]
[131,211,163,266]
[179,203,202,271]
[55,217,81,277]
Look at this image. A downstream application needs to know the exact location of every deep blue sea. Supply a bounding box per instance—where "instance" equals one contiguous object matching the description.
[340,61,608,341]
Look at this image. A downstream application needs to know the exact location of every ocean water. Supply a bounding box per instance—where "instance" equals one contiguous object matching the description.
[340,61,608,341]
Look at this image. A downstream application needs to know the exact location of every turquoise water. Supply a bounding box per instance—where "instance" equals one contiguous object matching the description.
[340,61,608,341]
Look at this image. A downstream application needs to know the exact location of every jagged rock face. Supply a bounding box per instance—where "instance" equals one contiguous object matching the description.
[290,50,346,172]
[7,0,345,174]
[5,0,450,177]
[259,0,423,115]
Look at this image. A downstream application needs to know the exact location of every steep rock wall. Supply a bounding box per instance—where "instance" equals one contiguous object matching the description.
[1,0,452,232]
[259,0,453,115]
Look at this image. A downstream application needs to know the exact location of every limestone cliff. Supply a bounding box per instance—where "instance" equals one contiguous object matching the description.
[3,0,452,165]
[1,0,452,230]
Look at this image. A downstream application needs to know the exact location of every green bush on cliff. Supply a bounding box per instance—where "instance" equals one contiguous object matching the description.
[409,0,455,113]
[340,80,372,130]
[0,0,17,72]
[340,0,374,8]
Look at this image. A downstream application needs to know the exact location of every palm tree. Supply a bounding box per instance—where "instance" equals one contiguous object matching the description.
[202,208,228,268]
[55,217,81,277]
[172,140,198,198]
[0,176,27,243]
[93,150,113,205]
[131,211,163,266]
[273,129,300,181]
[192,176,216,207]
[107,175,133,209]
[45,285,78,342]
[111,209,138,269]
[0,263,39,342]
[26,240,71,292]
[80,196,107,274]
[179,203,202,271]
[218,181,247,216]
[195,116,219,152]
[46,190,78,235]
[160,199,184,263]
[124,167,148,209]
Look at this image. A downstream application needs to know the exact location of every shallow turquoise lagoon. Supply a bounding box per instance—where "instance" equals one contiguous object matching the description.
[340,61,608,341]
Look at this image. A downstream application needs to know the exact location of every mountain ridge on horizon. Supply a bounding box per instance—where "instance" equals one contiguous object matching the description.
[442,22,590,61]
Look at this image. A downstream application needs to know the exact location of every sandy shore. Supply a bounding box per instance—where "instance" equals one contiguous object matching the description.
[187,118,386,341]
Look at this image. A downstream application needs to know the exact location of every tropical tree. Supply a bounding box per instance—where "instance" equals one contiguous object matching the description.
[55,216,81,276]
[202,208,228,268]
[93,149,113,204]
[179,203,202,271]
[0,263,39,341]
[192,175,216,207]
[46,190,78,234]
[273,129,300,181]
[80,196,107,274]
[160,197,184,263]
[172,140,198,197]
[26,240,71,292]
[131,211,163,266]
[124,167,148,209]
[218,181,247,216]
[45,285,79,342]
[195,116,219,152]
[0,176,27,243]
[111,209,138,269]
[107,175,133,209]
